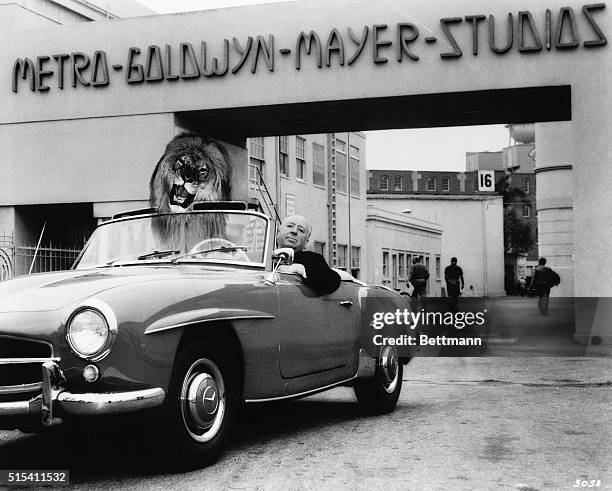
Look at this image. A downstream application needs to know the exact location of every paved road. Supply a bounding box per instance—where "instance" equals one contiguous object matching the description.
[1,357,610,490]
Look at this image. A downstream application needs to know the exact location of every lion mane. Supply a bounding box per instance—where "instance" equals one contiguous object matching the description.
[149,133,232,245]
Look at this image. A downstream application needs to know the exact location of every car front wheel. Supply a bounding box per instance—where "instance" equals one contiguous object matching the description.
[354,346,403,415]
[159,339,241,470]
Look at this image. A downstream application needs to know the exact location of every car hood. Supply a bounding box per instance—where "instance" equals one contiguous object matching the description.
[0,265,262,312]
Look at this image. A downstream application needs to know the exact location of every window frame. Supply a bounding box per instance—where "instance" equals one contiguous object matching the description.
[296,136,306,181]
[523,204,531,217]
[336,138,348,194]
[312,142,326,187]
[337,244,348,270]
[382,250,389,278]
[279,135,289,177]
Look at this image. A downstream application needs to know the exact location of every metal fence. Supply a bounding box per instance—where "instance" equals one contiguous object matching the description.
[15,244,81,276]
[0,235,81,280]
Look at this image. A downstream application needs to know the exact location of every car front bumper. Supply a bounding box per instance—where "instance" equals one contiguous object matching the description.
[0,361,165,427]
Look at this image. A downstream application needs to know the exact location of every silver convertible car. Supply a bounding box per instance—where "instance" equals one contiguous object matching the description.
[0,203,414,469]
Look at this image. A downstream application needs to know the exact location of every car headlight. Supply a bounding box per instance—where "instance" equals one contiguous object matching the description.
[66,300,117,361]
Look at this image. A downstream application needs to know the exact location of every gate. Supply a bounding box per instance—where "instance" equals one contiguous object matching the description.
[14,244,81,276]
[0,234,14,281]
[0,235,81,280]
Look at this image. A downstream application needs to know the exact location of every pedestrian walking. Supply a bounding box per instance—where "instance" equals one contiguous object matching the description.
[409,256,429,311]
[518,277,527,297]
[529,258,561,315]
[444,257,464,312]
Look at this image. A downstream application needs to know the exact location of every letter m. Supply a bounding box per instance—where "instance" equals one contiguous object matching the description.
[295,31,322,69]
[12,58,36,92]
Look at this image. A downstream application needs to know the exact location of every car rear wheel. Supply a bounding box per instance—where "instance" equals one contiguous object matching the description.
[354,346,403,415]
[158,339,241,470]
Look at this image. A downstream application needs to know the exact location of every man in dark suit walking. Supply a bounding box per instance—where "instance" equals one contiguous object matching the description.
[444,257,464,313]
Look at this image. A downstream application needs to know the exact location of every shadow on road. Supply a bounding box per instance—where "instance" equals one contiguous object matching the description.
[0,395,423,481]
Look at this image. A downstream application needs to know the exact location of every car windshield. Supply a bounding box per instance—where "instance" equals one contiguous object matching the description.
[74,211,270,269]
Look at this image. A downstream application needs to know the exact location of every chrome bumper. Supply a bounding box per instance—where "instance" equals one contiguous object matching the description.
[0,361,165,426]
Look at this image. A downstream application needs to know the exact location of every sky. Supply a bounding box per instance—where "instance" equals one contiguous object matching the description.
[135,0,511,171]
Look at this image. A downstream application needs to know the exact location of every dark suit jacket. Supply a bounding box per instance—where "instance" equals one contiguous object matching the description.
[293,251,341,295]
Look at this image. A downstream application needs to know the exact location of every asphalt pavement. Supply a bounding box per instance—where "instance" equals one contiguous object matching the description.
[0,357,610,490]
[0,295,610,489]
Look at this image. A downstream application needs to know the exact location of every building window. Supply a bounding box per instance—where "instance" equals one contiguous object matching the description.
[249,137,265,160]
[314,241,326,257]
[296,136,306,181]
[398,253,405,278]
[351,246,361,278]
[248,160,264,191]
[312,143,325,187]
[336,138,347,193]
[248,137,265,191]
[337,244,348,270]
[436,256,441,280]
[442,177,450,192]
[279,136,289,177]
[426,176,437,191]
[523,178,530,193]
[523,204,531,217]
[286,194,296,216]
[380,175,389,191]
[382,251,389,277]
[394,176,403,191]
[349,144,360,197]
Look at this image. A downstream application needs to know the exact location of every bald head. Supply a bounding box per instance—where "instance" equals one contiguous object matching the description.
[277,215,311,252]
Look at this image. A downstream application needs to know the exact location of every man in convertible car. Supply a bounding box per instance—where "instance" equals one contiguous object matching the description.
[274,215,341,294]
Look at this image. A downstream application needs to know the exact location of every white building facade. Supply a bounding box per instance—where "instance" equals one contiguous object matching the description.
[367,196,505,297]
[365,206,442,295]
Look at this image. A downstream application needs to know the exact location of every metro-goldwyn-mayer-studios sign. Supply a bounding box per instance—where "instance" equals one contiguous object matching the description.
[10,4,607,93]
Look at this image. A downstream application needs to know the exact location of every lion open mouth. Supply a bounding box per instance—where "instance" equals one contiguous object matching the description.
[171,179,197,208]
[170,157,209,208]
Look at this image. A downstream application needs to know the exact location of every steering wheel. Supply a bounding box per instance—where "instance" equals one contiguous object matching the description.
[188,237,249,261]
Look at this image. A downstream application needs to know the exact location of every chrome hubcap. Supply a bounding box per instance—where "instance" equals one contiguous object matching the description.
[380,346,399,394]
[180,358,226,442]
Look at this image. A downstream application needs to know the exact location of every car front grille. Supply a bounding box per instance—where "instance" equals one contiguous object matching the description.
[0,337,55,402]
[0,337,52,358]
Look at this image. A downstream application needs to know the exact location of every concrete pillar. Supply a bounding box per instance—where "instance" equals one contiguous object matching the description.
[0,206,16,281]
[0,206,16,238]
[534,121,574,298]
[570,82,612,347]
[537,83,612,346]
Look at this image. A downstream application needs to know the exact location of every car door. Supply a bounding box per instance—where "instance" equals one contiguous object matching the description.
[276,272,357,379]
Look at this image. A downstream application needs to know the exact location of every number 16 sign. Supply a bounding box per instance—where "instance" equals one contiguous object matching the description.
[478,170,495,192]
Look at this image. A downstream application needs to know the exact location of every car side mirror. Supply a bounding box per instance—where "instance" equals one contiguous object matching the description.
[271,247,294,266]
[265,248,294,284]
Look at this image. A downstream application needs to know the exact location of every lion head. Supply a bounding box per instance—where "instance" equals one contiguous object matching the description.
[150,133,231,213]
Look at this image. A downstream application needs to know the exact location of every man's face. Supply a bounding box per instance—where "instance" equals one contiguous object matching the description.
[277,215,310,252]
